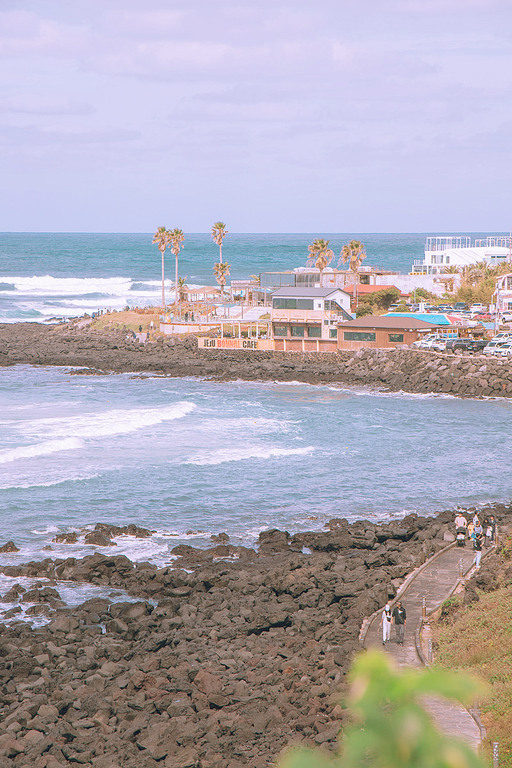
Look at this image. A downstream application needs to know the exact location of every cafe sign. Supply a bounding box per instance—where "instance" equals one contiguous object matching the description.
[198,338,274,351]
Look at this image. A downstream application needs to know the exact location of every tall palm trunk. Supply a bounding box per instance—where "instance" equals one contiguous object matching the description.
[175,252,179,319]
[161,250,165,308]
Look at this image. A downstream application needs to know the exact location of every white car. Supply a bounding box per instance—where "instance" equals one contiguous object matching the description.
[499,312,512,324]
[412,334,446,351]
[498,340,512,356]
[483,339,508,355]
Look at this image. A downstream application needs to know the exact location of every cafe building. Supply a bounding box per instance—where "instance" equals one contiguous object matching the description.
[271,287,352,352]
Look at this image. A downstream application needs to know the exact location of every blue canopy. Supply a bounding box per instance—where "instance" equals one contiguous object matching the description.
[385,312,452,326]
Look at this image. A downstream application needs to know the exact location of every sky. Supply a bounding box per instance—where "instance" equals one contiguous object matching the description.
[1,0,512,233]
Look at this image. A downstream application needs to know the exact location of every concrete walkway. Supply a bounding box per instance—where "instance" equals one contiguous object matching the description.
[363,543,483,750]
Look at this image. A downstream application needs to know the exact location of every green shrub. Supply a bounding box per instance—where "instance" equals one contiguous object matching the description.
[279,650,485,768]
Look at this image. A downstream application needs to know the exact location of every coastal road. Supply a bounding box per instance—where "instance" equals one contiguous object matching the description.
[363,543,482,750]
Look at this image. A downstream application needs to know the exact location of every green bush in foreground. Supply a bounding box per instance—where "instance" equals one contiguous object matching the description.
[279,650,486,768]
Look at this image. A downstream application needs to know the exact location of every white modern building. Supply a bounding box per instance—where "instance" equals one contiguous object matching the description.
[494,273,512,314]
[412,235,512,275]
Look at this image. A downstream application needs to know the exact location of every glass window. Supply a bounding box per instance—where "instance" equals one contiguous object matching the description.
[329,328,338,339]
[291,325,305,337]
[273,297,315,309]
[273,298,298,309]
[273,325,288,337]
[307,326,321,338]
[343,331,376,341]
[388,333,404,342]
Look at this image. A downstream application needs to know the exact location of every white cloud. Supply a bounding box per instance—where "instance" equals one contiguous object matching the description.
[0,10,87,58]
[0,95,95,116]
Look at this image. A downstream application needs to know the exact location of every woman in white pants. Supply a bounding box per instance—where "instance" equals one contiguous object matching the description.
[380,603,393,644]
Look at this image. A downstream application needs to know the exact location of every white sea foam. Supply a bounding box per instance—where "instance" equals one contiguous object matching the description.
[2,274,133,296]
[185,445,314,466]
[17,402,196,440]
[31,525,60,535]
[0,437,83,465]
[0,472,100,490]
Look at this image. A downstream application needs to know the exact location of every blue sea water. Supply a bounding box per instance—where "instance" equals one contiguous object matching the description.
[0,366,511,570]
[0,232,511,577]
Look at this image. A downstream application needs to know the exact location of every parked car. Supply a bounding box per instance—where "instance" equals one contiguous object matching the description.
[454,302,469,311]
[412,334,447,351]
[499,311,512,323]
[445,338,489,354]
[483,339,508,355]
[498,340,512,356]
[470,303,487,312]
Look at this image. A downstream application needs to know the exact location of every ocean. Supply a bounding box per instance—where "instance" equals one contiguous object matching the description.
[0,232,510,592]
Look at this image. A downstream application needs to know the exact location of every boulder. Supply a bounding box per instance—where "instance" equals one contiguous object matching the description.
[0,541,19,553]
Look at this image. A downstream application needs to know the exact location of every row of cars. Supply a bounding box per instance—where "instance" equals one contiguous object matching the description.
[392,301,512,323]
[413,332,512,355]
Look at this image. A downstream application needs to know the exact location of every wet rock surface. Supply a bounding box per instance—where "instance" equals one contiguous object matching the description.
[1,504,511,767]
[1,324,512,398]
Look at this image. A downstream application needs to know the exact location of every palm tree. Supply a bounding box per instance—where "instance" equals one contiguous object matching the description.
[177,276,188,304]
[152,226,172,308]
[211,222,228,263]
[213,261,231,294]
[170,228,185,317]
[339,239,367,308]
[306,238,334,285]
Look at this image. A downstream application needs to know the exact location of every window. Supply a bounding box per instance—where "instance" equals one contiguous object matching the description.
[273,325,288,337]
[343,331,376,341]
[307,326,321,338]
[273,297,314,310]
[388,333,404,342]
[329,328,338,339]
[324,300,342,311]
[291,325,305,337]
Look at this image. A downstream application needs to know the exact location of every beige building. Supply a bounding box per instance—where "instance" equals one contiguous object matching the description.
[271,287,352,352]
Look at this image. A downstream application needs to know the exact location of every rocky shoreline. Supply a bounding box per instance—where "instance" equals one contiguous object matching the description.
[1,323,512,398]
[0,504,511,768]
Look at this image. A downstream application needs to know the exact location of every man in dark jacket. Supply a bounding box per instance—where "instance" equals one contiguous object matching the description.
[392,601,407,645]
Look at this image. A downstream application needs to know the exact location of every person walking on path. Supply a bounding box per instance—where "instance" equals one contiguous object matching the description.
[473,532,483,569]
[392,601,407,645]
[485,515,496,546]
[380,603,393,645]
[454,512,467,530]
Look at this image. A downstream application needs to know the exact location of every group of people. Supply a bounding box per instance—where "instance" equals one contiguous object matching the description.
[454,511,496,569]
[380,600,407,646]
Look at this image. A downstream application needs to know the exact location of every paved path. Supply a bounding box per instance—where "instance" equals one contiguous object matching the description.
[363,543,482,750]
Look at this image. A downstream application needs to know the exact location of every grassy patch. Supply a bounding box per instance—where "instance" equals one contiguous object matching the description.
[433,585,512,765]
[90,309,162,333]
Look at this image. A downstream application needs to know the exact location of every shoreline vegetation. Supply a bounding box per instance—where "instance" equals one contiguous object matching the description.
[2,321,512,399]
[0,503,511,766]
